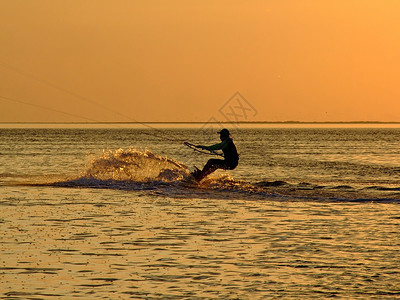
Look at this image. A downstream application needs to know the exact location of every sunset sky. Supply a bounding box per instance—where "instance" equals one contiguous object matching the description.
[1,0,399,123]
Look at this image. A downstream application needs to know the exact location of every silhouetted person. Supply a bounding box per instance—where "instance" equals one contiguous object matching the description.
[192,128,239,181]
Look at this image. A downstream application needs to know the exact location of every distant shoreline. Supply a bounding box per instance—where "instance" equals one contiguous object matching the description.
[1,121,400,125]
[2,121,400,129]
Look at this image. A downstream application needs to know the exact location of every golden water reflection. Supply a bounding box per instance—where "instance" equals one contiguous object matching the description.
[1,187,399,299]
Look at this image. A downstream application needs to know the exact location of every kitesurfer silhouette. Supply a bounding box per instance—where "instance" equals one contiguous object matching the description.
[192,128,239,181]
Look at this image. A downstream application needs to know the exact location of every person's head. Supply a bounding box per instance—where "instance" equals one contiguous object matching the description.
[218,128,230,141]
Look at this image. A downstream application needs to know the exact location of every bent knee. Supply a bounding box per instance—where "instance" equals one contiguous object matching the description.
[227,161,238,170]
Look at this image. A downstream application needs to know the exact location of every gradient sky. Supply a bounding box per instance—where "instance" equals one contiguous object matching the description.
[1,0,400,123]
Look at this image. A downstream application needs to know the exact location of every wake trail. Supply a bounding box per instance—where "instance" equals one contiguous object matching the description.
[19,147,400,202]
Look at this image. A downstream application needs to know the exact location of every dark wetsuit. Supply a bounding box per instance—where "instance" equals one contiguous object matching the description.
[195,137,239,181]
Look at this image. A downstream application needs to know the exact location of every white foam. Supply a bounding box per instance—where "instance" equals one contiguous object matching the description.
[84,148,189,182]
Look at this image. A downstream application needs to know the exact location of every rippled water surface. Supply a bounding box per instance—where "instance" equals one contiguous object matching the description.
[2,187,400,299]
[1,127,400,299]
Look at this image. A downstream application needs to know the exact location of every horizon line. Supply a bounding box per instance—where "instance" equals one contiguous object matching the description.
[1,121,400,124]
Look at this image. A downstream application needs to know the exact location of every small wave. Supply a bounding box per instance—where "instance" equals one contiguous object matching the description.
[330,185,355,190]
[254,180,288,187]
[363,186,400,191]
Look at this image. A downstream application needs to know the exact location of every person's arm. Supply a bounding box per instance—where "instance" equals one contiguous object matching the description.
[196,139,228,150]
[204,139,228,151]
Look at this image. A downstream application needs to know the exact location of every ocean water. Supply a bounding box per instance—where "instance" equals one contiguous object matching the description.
[1,127,400,299]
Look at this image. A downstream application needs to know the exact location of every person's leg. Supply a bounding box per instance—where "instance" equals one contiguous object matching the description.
[226,160,238,170]
[196,159,225,181]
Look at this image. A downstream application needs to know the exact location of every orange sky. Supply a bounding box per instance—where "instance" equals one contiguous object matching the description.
[1,0,399,123]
